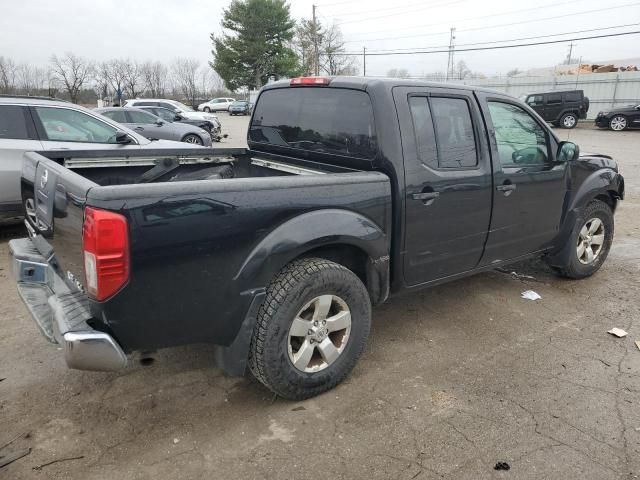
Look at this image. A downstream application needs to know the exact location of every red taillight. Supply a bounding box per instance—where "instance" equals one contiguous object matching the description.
[83,207,129,301]
[290,76,331,86]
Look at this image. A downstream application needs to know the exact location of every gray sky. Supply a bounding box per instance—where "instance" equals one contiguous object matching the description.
[2,0,639,76]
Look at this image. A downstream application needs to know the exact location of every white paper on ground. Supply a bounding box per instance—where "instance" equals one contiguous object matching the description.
[521,290,541,301]
[607,328,628,338]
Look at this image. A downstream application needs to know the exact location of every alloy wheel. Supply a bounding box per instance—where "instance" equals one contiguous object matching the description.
[577,217,605,264]
[183,134,203,145]
[563,115,576,128]
[288,294,352,373]
[610,116,627,131]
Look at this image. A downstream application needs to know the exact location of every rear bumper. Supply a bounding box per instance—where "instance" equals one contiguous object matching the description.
[9,236,127,371]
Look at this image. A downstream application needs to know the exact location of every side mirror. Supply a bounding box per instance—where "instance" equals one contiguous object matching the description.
[174,114,182,121]
[557,141,580,162]
[155,120,164,126]
[115,131,133,144]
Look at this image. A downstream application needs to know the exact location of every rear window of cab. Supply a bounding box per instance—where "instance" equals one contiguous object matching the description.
[249,87,377,159]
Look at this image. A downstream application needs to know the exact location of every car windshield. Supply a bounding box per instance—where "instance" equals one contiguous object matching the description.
[172,101,194,112]
[232,101,247,106]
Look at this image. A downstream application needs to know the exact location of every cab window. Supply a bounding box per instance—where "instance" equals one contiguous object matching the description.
[488,101,550,166]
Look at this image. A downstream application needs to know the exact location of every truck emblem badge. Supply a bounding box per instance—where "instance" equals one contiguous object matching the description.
[40,169,49,189]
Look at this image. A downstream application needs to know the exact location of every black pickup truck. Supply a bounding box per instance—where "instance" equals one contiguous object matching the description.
[10,77,624,400]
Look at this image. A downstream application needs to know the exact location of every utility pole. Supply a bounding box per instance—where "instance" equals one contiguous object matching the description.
[566,42,576,65]
[363,47,366,77]
[446,27,456,81]
[312,4,320,76]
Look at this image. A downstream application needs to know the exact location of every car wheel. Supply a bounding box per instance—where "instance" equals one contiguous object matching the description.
[182,134,204,145]
[560,113,577,129]
[203,107,211,113]
[248,258,371,400]
[549,200,613,279]
[609,115,627,131]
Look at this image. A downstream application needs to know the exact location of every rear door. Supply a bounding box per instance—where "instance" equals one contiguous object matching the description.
[124,109,170,140]
[0,105,43,214]
[476,93,567,263]
[393,86,493,285]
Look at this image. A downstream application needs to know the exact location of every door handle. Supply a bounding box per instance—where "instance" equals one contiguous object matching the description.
[411,191,440,205]
[496,183,516,196]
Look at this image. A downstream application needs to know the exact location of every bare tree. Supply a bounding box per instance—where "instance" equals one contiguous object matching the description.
[122,59,142,98]
[50,53,93,103]
[320,23,358,76]
[387,68,410,78]
[172,57,199,108]
[141,61,168,97]
[103,59,127,104]
[0,56,17,94]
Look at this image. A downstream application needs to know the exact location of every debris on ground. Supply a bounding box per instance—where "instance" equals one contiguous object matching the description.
[0,378,5,383]
[494,461,511,471]
[0,448,31,469]
[521,290,541,301]
[173,438,179,444]
[510,271,535,280]
[635,340,640,351]
[291,406,306,411]
[607,328,628,338]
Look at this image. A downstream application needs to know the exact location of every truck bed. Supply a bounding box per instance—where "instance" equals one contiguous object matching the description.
[21,147,392,367]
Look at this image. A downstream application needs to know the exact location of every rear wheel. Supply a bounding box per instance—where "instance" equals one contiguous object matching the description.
[560,113,577,129]
[248,258,371,400]
[182,134,203,145]
[549,200,614,279]
[609,115,627,131]
[203,107,211,113]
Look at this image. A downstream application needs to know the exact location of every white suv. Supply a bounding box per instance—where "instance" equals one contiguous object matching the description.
[198,98,236,113]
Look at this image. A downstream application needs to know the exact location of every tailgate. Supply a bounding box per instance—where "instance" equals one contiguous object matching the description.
[23,151,96,292]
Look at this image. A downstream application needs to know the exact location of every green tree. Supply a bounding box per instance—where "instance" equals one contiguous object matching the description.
[211,0,301,90]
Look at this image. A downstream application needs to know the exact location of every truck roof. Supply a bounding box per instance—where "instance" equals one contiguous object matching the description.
[261,76,509,98]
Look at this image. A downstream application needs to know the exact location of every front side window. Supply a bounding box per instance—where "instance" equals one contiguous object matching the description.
[250,87,377,159]
[100,110,127,123]
[128,110,158,124]
[35,107,118,143]
[0,105,36,140]
[158,102,178,112]
[488,101,549,166]
[153,108,175,122]
[430,97,478,168]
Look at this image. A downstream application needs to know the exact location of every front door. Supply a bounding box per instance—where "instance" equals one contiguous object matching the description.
[394,86,493,286]
[543,92,564,122]
[476,94,568,264]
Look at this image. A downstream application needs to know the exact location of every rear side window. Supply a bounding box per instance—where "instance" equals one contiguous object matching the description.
[250,88,377,159]
[564,92,581,102]
[0,105,36,140]
[546,93,562,105]
[101,110,127,123]
[430,97,478,168]
[128,110,157,123]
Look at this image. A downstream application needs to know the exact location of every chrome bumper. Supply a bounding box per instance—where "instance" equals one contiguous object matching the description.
[9,237,127,371]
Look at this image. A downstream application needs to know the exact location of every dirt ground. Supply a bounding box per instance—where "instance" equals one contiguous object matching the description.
[1,118,639,480]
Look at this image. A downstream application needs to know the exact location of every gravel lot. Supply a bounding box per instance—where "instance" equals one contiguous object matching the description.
[1,117,639,479]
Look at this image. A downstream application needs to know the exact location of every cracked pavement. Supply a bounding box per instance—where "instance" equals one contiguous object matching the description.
[0,121,638,479]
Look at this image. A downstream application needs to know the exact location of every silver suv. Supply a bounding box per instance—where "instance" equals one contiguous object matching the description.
[0,95,200,223]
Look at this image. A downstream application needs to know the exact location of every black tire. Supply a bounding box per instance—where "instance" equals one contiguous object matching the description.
[203,107,211,113]
[248,258,371,400]
[181,134,204,145]
[550,200,614,279]
[560,112,577,129]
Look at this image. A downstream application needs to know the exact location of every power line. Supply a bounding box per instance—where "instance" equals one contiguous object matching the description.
[338,30,640,56]
[352,23,640,53]
[342,1,640,43]
[334,0,468,25]
[319,0,463,17]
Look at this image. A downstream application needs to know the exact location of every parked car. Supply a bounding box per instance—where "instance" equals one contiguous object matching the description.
[594,103,640,131]
[96,107,212,146]
[229,100,253,116]
[0,95,202,224]
[524,90,589,129]
[137,105,223,141]
[124,99,220,126]
[10,77,623,401]
[198,97,236,112]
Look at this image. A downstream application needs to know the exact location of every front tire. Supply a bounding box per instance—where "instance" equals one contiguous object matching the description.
[203,107,211,113]
[549,200,614,279]
[560,113,577,129]
[609,115,627,131]
[248,258,371,400]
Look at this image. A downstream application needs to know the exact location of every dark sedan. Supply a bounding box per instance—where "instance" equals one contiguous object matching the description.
[96,107,212,145]
[229,100,252,116]
[595,103,640,131]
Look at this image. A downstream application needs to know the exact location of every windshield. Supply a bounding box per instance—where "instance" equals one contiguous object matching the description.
[250,87,377,159]
[172,101,194,112]
[232,101,247,106]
